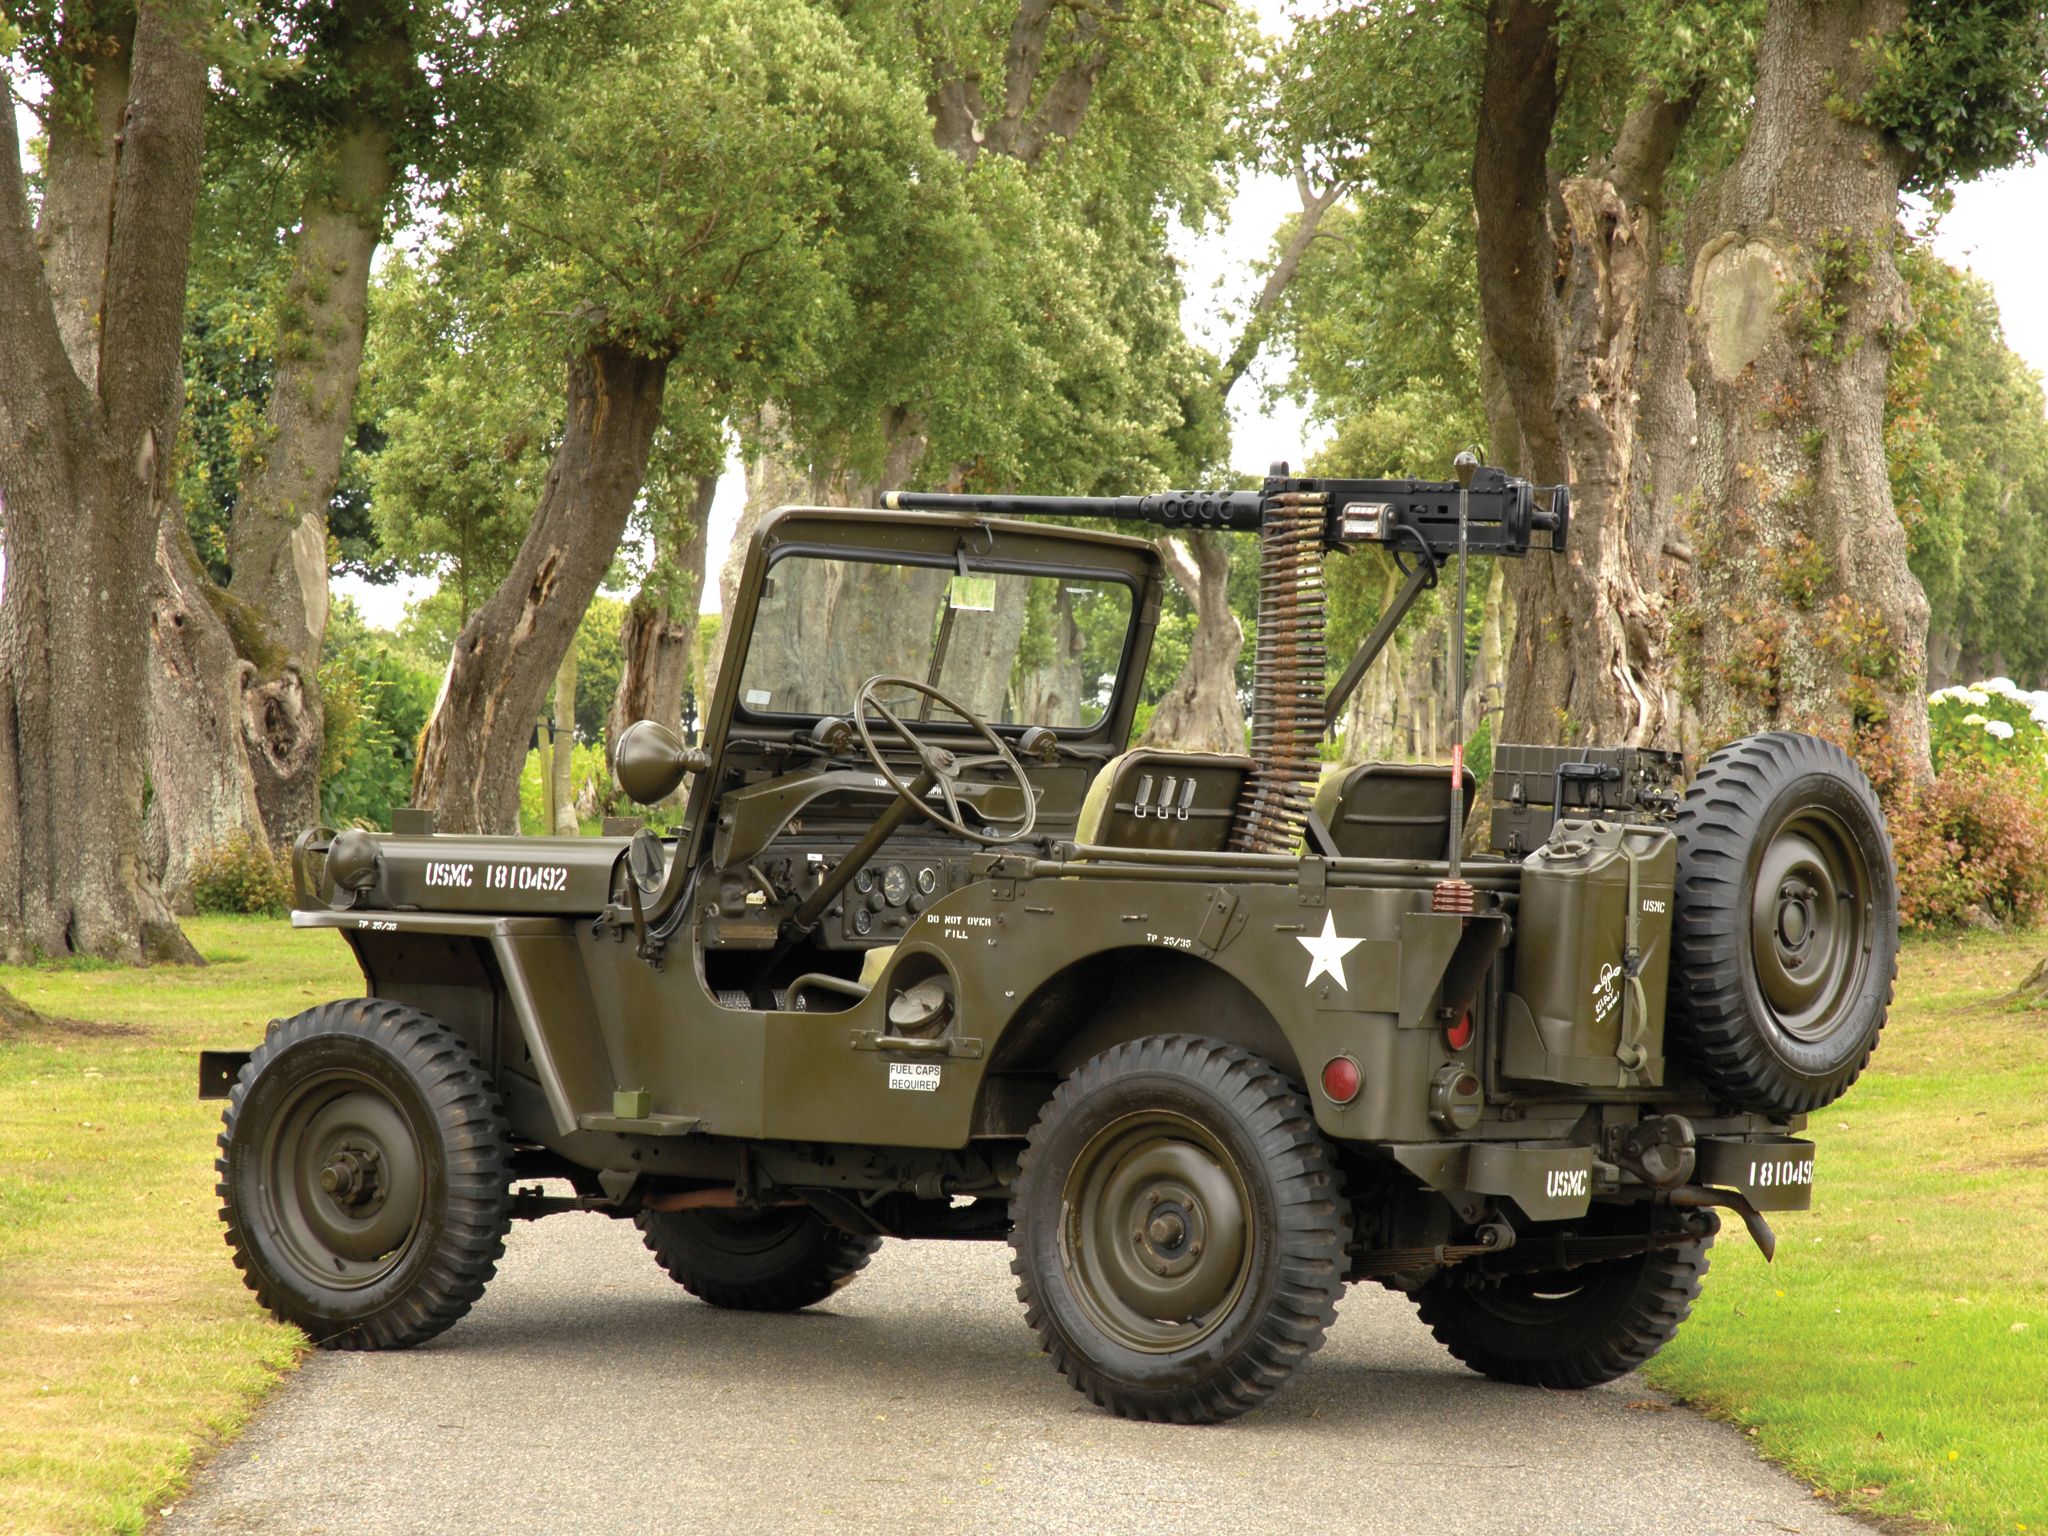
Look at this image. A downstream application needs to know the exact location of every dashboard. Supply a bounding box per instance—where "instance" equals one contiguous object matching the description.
[842,858,949,941]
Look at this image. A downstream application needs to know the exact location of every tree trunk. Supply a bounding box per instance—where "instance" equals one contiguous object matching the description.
[1680,0,1929,763]
[185,3,413,846]
[1142,533,1245,752]
[1477,4,1697,750]
[611,472,716,753]
[0,2,206,964]
[413,343,669,834]
[1,984,46,1032]
[550,642,578,835]
[32,11,134,384]
[704,408,809,710]
[145,521,272,909]
[1464,562,1508,739]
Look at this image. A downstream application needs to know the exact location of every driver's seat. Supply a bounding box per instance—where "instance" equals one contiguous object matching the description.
[1074,749,1253,854]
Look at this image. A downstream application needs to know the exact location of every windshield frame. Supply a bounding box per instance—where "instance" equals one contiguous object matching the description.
[729,540,1144,737]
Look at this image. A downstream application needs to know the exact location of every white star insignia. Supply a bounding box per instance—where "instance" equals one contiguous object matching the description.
[1297,911,1362,990]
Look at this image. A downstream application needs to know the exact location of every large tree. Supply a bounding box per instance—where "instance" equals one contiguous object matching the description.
[403,0,960,831]
[1280,0,2048,765]
[147,0,518,901]
[1,0,206,962]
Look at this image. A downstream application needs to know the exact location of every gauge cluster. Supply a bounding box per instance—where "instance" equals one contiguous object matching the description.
[843,859,945,940]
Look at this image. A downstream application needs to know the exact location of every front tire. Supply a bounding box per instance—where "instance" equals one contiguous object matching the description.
[635,1207,881,1311]
[1414,1210,1715,1389]
[1010,1036,1350,1423]
[216,999,511,1349]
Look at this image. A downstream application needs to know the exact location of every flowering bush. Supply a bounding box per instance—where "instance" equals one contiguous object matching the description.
[1855,688,2048,930]
[1928,678,2048,782]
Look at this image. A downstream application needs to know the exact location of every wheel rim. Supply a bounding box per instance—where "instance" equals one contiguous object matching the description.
[1059,1110,1253,1353]
[259,1069,427,1291]
[1748,806,1874,1044]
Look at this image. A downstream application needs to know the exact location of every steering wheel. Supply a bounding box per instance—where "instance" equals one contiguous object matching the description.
[853,675,1038,846]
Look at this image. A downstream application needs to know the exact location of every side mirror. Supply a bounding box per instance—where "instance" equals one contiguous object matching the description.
[614,720,710,806]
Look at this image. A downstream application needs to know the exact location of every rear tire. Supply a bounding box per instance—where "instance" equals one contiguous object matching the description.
[635,1208,881,1311]
[1414,1211,1716,1389]
[216,999,511,1350]
[1010,1036,1349,1423]
[1669,731,1897,1114]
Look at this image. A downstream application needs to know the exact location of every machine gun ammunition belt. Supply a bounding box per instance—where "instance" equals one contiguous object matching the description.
[1231,494,1328,854]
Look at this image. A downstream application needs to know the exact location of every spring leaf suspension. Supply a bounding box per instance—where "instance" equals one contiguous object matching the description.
[1230,492,1329,853]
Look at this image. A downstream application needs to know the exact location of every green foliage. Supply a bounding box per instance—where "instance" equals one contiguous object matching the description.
[361,254,559,612]
[317,601,438,829]
[1889,243,2048,682]
[1855,697,2048,930]
[187,832,293,917]
[574,597,626,743]
[1854,1,2048,191]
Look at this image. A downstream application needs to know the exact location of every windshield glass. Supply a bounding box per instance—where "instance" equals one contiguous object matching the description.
[736,554,1134,729]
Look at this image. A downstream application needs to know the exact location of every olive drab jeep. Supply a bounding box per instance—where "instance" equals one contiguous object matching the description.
[203,461,1897,1422]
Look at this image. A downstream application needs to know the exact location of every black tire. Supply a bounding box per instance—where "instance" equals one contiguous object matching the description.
[1415,1210,1716,1389]
[1010,1036,1350,1423]
[635,1208,881,1311]
[216,999,511,1350]
[1668,731,1897,1114]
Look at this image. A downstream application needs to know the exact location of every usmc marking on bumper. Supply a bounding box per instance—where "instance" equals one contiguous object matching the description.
[888,1062,942,1092]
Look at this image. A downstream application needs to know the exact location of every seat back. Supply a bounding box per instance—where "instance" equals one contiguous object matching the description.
[1314,761,1475,861]
[1075,749,1253,853]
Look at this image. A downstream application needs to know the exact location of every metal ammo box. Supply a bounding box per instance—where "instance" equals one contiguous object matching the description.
[1489,743,1685,856]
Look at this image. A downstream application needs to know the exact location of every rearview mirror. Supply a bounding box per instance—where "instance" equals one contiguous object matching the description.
[614,720,710,806]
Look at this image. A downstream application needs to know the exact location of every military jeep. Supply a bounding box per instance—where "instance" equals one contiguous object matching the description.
[204,462,1896,1422]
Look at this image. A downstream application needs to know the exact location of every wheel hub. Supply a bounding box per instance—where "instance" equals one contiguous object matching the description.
[1775,881,1813,951]
[262,1075,427,1289]
[1062,1112,1252,1353]
[1749,811,1872,1044]
[317,1144,384,1210]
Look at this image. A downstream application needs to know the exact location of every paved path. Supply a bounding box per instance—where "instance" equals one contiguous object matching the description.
[160,1213,1870,1536]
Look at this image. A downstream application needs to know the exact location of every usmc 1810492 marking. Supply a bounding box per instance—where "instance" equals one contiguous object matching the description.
[422,861,571,893]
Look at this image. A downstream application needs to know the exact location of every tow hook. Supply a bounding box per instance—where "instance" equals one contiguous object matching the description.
[1664,1184,1777,1262]
[1616,1114,1697,1188]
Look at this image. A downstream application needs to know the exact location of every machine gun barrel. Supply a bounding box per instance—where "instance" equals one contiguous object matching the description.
[880,488,1267,531]
[882,468,1569,560]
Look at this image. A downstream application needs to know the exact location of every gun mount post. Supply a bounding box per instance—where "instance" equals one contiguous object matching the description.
[1322,549,1439,731]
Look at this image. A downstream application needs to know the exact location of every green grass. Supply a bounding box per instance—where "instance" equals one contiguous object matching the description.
[2,922,2044,1533]
[0,918,358,1536]
[1647,928,2048,1535]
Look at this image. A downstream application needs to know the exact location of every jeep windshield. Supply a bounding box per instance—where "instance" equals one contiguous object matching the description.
[734,551,1134,729]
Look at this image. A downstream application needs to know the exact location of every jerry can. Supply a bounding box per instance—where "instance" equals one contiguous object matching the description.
[1502,818,1677,1088]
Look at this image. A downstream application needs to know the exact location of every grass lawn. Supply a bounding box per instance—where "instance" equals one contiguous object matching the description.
[1647,928,2048,1535]
[1,920,2044,1534]
[0,918,358,1536]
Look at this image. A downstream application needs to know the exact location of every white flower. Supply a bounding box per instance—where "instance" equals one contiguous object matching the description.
[1928,687,1957,704]
[1982,677,2020,698]
[1961,714,1989,727]
[1985,719,2016,740]
[1957,688,1991,707]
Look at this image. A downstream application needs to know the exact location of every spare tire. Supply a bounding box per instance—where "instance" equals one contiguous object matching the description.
[1668,732,1896,1114]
